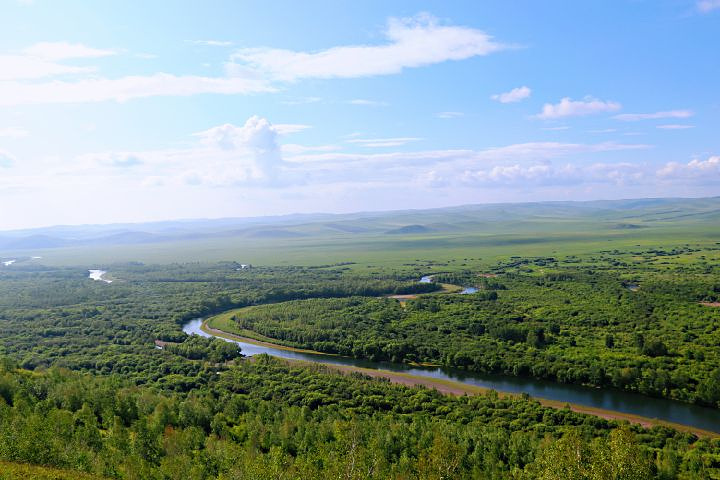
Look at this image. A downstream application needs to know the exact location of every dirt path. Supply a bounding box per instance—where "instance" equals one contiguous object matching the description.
[700,301,720,307]
[387,294,418,300]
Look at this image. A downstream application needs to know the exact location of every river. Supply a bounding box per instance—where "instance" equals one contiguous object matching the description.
[88,269,112,283]
[183,318,720,433]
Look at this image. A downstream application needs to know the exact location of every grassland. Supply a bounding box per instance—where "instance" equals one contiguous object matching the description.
[3,197,718,268]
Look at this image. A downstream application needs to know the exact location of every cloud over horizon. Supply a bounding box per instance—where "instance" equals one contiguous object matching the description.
[0,4,716,229]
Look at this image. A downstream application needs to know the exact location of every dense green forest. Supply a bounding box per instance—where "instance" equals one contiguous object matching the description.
[1,242,720,478]
[217,257,720,406]
[1,357,718,479]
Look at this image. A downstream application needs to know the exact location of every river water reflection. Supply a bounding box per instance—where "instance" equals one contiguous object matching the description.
[183,318,720,433]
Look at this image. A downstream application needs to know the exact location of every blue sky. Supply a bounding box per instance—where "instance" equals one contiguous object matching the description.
[0,0,718,229]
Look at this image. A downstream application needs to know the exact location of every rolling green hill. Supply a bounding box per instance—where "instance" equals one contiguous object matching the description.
[1,196,719,266]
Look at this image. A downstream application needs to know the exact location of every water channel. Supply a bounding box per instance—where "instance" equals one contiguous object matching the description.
[183,318,720,433]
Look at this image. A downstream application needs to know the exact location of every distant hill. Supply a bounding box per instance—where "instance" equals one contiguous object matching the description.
[386,225,432,235]
[0,234,70,250]
[246,229,305,238]
[611,223,646,229]
[1,196,719,254]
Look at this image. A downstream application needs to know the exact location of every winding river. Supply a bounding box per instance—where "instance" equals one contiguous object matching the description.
[183,318,720,433]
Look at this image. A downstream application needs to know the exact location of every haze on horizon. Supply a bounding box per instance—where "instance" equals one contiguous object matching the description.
[1,0,718,230]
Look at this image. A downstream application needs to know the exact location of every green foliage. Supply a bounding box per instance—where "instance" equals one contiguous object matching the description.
[1,236,720,478]
[0,360,717,479]
[211,254,720,406]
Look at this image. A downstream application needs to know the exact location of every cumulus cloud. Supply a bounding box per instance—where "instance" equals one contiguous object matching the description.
[491,86,531,103]
[48,117,654,199]
[227,13,507,81]
[697,0,720,12]
[424,160,646,189]
[536,96,621,119]
[190,116,285,184]
[657,156,720,178]
[22,41,116,60]
[614,110,693,121]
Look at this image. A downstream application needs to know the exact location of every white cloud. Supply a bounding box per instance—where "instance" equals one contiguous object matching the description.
[697,0,720,12]
[0,15,504,106]
[541,126,570,131]
[227,13,506,81]
[23,41,116,60]
[85,153,144,168]
[41,116,653,201]
[0,54,93,80]
[614,110,693,121]
[288,142,649,174]
[273,124,312,135]
[537,96,621,119]
[194,121,309,146]
[190,40,234,47]
[426,160,648,189]
[0,74,274,106]
[0,150,16,168]
[281,144,339,154]
[656,124,694,130]
[347,137,421,148]
[348,99,388,106]
[56,117,291,189]
[657,156,720,178]
[436,111,464,119]
[491,86,531,103]
[190,116,285,184]
[0,127,30,138]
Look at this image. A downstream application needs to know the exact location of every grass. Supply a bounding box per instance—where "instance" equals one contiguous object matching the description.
[15,209,720,269]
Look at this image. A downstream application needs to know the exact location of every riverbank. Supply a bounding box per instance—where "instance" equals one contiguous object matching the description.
[203,314,337,356]
[198,318,718,439]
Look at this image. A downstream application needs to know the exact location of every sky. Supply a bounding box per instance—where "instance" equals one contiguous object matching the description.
[0,0,718,230]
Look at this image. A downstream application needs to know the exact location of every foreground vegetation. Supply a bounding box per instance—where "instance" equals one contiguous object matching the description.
[1,207,720,477]
[1,358,719,479]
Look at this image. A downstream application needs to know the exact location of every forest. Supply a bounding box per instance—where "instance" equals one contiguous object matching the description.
[1,356,718,479]
[0,242,719,478]
[216,260,720,406]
